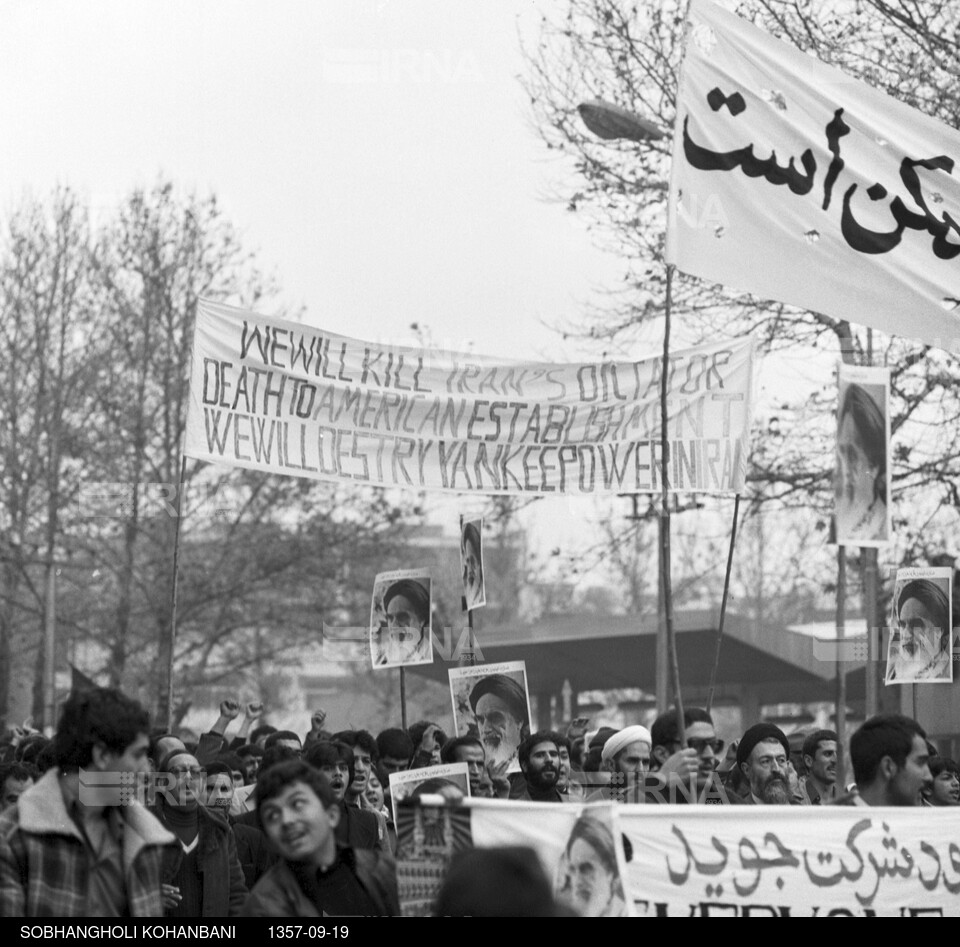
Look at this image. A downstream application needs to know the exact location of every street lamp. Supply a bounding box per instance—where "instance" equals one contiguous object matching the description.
[577,100,666,142]
[577,99,682,731]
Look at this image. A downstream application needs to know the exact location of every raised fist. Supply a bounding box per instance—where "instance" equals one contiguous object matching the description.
[219,698,241,719]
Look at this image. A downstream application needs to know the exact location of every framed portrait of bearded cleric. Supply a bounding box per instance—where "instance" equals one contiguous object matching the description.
[370,568,434,669]
[885,566,953,685]
[449,661,531,774]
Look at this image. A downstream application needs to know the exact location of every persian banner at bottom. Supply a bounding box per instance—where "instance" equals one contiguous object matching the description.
[397,800,960,916]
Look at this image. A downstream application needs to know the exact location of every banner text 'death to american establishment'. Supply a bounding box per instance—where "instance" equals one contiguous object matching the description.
[184,300,756,495]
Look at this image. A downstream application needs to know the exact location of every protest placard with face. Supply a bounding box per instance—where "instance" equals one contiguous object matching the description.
[388,762,471,814]
[469,801,632,917]
[460,516,485,611]
[885,567,953,684]
[834,365,891,548]
[370,568,433,670]
[449,661,531,774]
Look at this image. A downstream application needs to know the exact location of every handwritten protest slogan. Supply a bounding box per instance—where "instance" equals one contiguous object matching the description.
[184,300,756,495]
[622,806,960,917]
[666,0,960,349]
[464,802,960,917]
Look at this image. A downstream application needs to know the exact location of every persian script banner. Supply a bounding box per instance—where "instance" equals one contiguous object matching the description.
[667,0,960,350]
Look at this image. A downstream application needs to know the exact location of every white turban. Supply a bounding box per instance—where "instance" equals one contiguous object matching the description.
[600,725,652,764]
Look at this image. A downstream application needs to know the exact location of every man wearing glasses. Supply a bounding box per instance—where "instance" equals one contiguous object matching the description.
[649,707,730,804]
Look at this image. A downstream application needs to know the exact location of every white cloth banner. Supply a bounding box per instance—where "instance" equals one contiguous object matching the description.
[466,801,960,917]
[184,299,756,494]
[666,0,960,350]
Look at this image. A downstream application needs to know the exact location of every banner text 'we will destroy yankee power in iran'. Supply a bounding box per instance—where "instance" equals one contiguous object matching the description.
[184,301,756,496]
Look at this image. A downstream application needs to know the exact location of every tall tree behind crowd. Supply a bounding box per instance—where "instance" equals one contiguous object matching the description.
[0,190,95,727]
[0,182,422,728]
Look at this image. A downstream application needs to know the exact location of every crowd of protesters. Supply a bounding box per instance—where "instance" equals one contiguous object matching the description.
[0,686,953,917]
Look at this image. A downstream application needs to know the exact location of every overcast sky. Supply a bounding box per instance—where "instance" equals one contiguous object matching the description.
[0,0,627,361]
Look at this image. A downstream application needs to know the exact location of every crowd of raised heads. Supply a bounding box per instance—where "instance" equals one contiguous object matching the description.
[0,687,954,918]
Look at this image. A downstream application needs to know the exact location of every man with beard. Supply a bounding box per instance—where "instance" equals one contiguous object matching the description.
[847,714,932,806]
[469,674,529,771]
[733,723,795,805]
[303,742,383,851]
[511,732,572,802]
[798,729,839,805]
[589,726,653,803]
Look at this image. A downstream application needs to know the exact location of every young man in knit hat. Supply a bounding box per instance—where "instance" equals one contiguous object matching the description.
[732,722,795,805]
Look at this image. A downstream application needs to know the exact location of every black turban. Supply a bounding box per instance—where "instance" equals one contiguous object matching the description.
[736,723,790,770]
[468,674,528,726]
[383,578,430,624]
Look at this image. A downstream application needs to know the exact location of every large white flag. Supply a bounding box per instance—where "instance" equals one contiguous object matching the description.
[666,0,960,350]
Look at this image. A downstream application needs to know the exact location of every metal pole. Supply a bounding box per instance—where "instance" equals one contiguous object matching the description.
[655,513,669,715]
[43,558,56,733]
[863,328,879,717]
[706,494,742,713]
[466,607,476,667]
[835,547,847,789]
[661,264,684,740]
[159,455,189,732]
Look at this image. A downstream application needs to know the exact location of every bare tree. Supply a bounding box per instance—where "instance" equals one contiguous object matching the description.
[0,190,95,727]
[0,183,424,728]
[522,0,960,552]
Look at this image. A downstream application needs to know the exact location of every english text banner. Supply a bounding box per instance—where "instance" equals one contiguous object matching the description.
[184,299,756,494]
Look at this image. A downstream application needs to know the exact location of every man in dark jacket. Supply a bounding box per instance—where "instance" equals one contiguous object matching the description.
[151,750,247,916]
[242,759,398,916]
